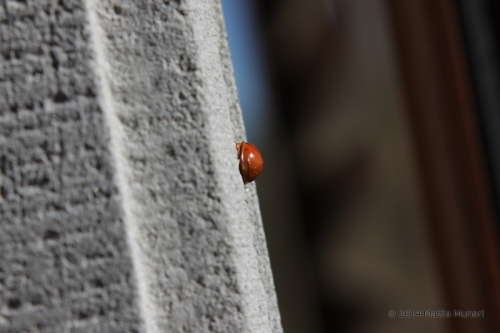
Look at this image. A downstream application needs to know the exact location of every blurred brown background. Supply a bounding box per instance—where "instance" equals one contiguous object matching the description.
[222,0,500,332]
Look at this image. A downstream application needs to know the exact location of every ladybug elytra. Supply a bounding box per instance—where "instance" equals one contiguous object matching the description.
[235,141,263,184]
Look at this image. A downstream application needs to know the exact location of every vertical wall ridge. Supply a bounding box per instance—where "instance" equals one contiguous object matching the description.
[83,0,157,332]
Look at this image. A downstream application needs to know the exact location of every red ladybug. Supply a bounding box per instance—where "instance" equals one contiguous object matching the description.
[235,141,264,184]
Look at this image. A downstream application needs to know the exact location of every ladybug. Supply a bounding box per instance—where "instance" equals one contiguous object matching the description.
[235,141,264,184]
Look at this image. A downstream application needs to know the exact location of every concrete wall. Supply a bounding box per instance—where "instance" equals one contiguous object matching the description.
[0,0,282,332]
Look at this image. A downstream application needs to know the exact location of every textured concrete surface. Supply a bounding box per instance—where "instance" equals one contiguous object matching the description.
[0,0,282,332]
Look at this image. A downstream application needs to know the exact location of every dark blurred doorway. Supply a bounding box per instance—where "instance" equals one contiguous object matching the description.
[222,0,500,332]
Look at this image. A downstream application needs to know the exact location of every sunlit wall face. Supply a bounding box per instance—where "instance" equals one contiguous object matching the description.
[222,1,446,332]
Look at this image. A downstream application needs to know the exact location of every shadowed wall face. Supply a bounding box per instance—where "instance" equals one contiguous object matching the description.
[0,1,143,331]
